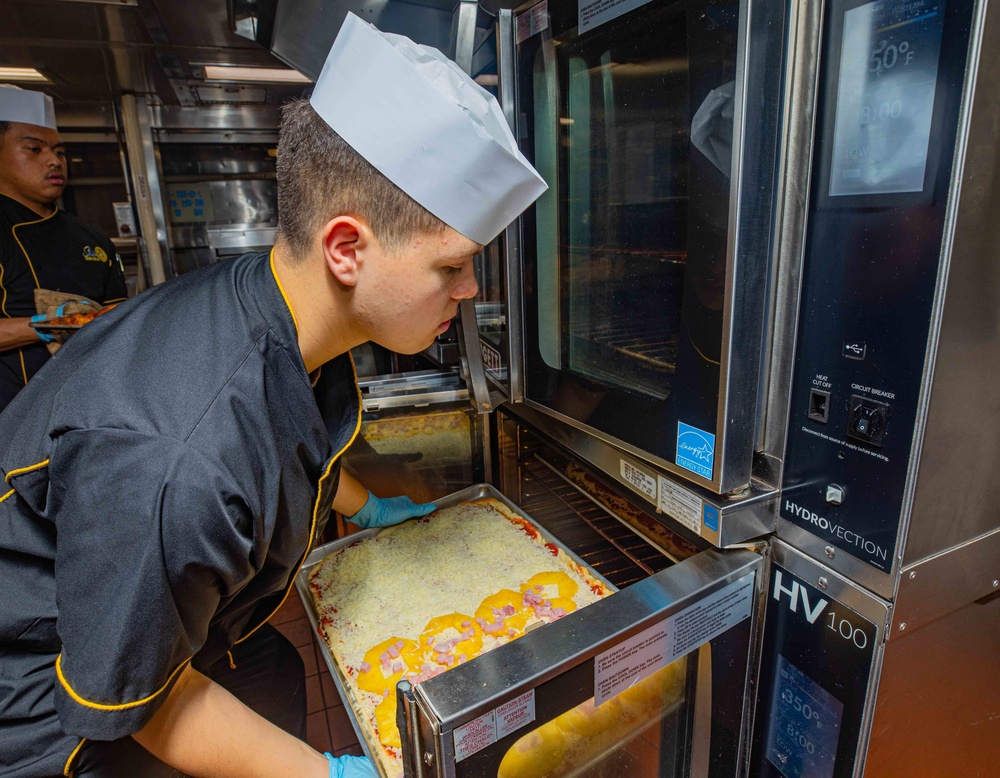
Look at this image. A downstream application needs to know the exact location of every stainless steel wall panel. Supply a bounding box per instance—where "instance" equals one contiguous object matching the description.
[865,585,1000,777]
[903,0,1000,566]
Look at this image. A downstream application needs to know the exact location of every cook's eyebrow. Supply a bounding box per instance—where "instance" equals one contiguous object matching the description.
[20,135,65,151]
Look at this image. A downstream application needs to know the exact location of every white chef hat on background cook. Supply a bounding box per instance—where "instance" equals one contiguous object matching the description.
[0,85,57,130]
[309,13,547,246]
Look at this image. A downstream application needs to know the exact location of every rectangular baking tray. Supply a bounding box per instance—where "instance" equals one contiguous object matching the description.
[294,482,618,774]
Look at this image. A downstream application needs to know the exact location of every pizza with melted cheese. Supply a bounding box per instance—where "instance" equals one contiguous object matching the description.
[306,498,612,777]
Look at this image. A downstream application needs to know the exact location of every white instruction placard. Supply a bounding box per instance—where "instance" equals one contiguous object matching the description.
[453,709,496,762]
[579,0,655,34]
[621,459,657,502]
[657,476,702,534]
[496,690,536,738]
[594,620,669,707]
[594,574,755,706]
[454,690,536,761]
[516,0,549,44]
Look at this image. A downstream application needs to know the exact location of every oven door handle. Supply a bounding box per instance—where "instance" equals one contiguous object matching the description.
[456,297,495,415]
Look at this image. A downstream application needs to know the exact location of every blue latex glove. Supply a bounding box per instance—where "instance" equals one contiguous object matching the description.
[324,753,378,778]
[347,490,436,529]
[30,314,55,343]
[31,300,93,343]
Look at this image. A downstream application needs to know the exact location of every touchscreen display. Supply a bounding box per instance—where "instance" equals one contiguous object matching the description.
[829,1,946,196]
[765,655,845,778]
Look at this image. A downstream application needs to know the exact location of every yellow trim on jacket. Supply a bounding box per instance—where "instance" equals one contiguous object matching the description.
[63,738,87,777]
[0,487,14,504]
[5,458,50,483]
[0,221,43,385]
[268,248,298,334]
[10,208,57,289]
[0,251,9,317]
[235,258,363,645]
[55,653,192,711]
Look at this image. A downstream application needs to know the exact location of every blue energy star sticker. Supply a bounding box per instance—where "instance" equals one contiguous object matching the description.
[676,422,715,479]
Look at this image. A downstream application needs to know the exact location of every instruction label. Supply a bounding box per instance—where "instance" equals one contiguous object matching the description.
[657,476,702,534]
[621,459,657,502]
[516,0,549,44]
[454,690,535,761]
[594,574,754,706]
[579,0,654,33]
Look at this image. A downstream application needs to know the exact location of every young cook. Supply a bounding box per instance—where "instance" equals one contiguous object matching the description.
[0,14,545,778]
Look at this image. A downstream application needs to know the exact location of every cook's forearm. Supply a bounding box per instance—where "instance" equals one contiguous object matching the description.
[0,317,40,351]
[332,468,369,517]
[132,665,327,778]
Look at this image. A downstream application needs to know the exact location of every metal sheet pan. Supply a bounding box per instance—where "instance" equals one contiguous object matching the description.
[293,482,617,773]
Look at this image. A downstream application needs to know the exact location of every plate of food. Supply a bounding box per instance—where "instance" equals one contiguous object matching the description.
[29,305,116,342]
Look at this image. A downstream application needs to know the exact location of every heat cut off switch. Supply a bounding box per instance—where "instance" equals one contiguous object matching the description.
[826,484,846,505]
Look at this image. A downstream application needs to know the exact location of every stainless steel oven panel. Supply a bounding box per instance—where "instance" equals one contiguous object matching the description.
[359,369,468,411]
[498,10,525,404]
[407,547,762,777]
[755,0,824,474]
[507,401,777,548]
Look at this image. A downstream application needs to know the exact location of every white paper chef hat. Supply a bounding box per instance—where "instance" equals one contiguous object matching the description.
[0,85,57,130]
[310,13,547,245]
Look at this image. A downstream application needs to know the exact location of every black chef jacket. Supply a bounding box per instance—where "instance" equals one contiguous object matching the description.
[0,193,128,412]
[0,251,361,777]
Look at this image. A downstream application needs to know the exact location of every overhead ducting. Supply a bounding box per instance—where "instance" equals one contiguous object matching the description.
[229,0,497,83]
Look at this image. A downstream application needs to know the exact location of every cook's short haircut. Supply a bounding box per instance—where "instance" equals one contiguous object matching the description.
[276,99,446,256]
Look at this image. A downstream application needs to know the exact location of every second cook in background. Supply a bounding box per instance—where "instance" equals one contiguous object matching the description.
[0,85,128,413]
[0,14,545,778]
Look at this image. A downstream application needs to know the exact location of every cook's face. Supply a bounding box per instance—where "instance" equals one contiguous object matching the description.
[360,226,481,354]
[0,123,67,207]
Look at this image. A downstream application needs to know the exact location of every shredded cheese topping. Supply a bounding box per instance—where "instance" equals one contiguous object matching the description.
[308,499,611,777]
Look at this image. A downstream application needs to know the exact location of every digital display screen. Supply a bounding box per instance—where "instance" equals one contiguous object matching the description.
[765,655,845,778]
[829,0,946,196]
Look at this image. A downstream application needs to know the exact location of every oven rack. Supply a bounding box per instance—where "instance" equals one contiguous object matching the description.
[517,452,674,589]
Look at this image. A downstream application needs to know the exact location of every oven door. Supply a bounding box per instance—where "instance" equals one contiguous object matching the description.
[400,549,762,778]
[501,0,787,493]
[395,408,764,777]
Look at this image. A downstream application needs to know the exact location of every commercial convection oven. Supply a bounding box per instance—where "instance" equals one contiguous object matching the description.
[298,0,999,774]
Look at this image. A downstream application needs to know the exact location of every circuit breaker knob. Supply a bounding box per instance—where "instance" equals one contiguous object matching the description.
[847,395,890,447]
[825,484,846,505]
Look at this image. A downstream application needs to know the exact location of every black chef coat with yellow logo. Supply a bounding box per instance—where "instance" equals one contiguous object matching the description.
[0,193,128,412]
[0,251,360,777]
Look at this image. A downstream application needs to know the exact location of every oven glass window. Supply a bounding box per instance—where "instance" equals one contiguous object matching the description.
[496,659,688,777]
[517,0,739,469]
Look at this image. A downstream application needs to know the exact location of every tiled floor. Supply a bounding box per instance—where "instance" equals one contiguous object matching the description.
[270,593,366,758]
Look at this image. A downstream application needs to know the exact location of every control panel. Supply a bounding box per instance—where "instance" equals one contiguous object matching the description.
[750,545,885,778]
[779,0,975,575]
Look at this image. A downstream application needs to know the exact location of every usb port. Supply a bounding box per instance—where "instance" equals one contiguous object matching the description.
[808,389,830,423]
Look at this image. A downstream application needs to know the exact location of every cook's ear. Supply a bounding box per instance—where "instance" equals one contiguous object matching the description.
[320,215,372,286]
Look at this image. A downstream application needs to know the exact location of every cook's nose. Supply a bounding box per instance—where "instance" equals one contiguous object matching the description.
[452,264,478,300]
[45,150,63,169]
